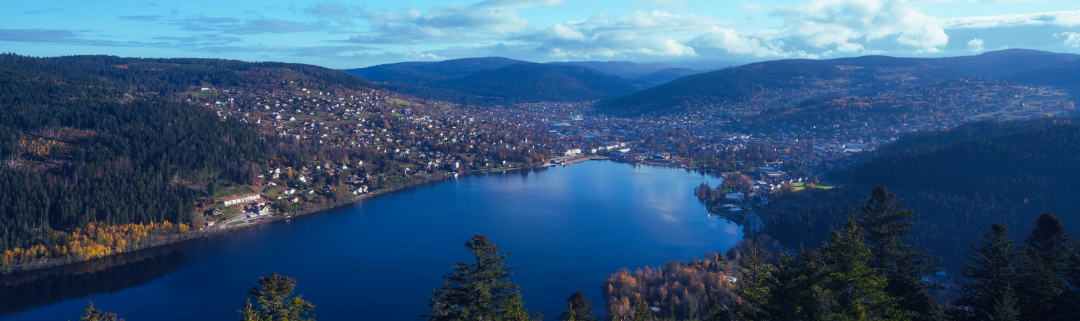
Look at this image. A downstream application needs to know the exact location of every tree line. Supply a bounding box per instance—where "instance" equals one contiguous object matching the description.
[767,118,1080,273]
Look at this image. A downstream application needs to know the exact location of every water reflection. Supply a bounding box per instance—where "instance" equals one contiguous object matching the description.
[2,161,742,320]
[0,241,189,316]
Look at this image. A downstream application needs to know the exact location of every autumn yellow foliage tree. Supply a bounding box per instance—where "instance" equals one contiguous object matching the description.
[1,221,189,268]
[603,253,738,320]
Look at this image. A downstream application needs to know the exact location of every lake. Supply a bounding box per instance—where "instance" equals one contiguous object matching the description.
[0,161,743,320]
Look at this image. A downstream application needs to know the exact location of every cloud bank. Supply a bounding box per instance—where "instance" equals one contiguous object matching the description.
[2,0,1079,67]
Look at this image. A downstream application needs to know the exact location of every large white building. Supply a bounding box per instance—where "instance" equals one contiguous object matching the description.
[222,193,261,207]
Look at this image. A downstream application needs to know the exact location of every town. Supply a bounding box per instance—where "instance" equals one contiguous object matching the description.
[194,73,1073,229]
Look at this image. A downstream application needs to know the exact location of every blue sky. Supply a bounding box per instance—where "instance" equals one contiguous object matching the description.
[3,0,1080,68]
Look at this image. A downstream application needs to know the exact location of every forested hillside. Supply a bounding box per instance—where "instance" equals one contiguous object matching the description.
[600,49,1080,115]
[765,118,1080,271]
[600,59,842,114]
[636,68,707,85]
[431,63,649,104]
[345,59,651,106]
[0,54,376,269]
[1009,59,1080,92]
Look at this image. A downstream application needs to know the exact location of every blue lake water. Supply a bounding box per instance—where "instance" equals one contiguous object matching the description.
[0,161,742,320]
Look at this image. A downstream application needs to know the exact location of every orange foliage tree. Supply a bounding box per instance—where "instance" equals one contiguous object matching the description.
[1,221,189,268]
[602,253,739,320]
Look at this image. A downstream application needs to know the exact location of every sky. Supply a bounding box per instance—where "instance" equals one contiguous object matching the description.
[3,0,1080,69]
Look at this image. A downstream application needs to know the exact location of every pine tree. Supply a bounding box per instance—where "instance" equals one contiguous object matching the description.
[1016,213,1071,321]
[1066,235,1080,319]
[631,294,652,321]
[81,301,120,321]
[503,292,533,321]
[853,186,942,320]
[987,290,1019,321]
[764,250,823,320]
[240,272,315,321]
[955,223,1019,321]
[557,290,599,321]
[815,218,909,321]
[703,298,732,321]
[423,234,526,321]
[732,243,772,320]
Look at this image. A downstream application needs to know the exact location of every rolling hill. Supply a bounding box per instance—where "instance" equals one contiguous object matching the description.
[345,58,651,106]
[600,59,843,114]
[599,49,1080,115]
[635,68,709,85]
[343,57,522,83]
[547,61,674,79]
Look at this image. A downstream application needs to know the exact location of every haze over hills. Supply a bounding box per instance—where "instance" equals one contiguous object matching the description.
[636,68,709,85]
[547,61,729,81]
[342,57,522,83]
[599,49,1080,115]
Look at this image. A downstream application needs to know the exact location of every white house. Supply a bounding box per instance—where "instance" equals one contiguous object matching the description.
[222,193,261,207]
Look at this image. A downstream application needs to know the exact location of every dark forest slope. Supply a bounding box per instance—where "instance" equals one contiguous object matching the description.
[343,57,521,83]
[0,54,375,263]
[636,68,708,85]
[349,60,650,106]
[432,63,649,104]
[600,59,841,114]
[765,118,1080,271]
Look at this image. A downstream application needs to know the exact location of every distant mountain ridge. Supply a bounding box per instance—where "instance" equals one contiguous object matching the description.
[344,58,652,106]
[343,49,1079,109]
[636,68,709,85]
[599,49,1080,114]
[344,57,522,83]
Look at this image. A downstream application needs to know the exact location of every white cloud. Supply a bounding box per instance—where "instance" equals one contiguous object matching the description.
[638,0,690,9]
[530,11,717,59]
[1057,32,1080,47]
[340,1,1078,63]
[775,0,948,53]
[551,23,587,41]
[691,26,801,57]
[1054,11,1080,27]
[741,1,766,12]
[944,10,1080,29]
[352,0,564,44]
[967,38,985,52]
[404,47,446,60]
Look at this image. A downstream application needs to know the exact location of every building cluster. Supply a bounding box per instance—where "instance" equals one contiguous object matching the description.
[195,73,1073,223]
[507,78,1073,179]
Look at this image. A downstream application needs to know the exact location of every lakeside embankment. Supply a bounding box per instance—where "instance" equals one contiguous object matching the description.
[5,155,603,274]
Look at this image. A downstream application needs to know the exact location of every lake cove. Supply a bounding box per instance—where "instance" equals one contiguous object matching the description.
[1,161,743,320]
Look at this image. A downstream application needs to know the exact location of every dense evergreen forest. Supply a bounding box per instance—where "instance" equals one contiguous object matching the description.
[0,54,378,268]
[766,118,1080,272]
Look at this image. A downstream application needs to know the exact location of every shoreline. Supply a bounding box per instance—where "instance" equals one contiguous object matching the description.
[5,156,603,274]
